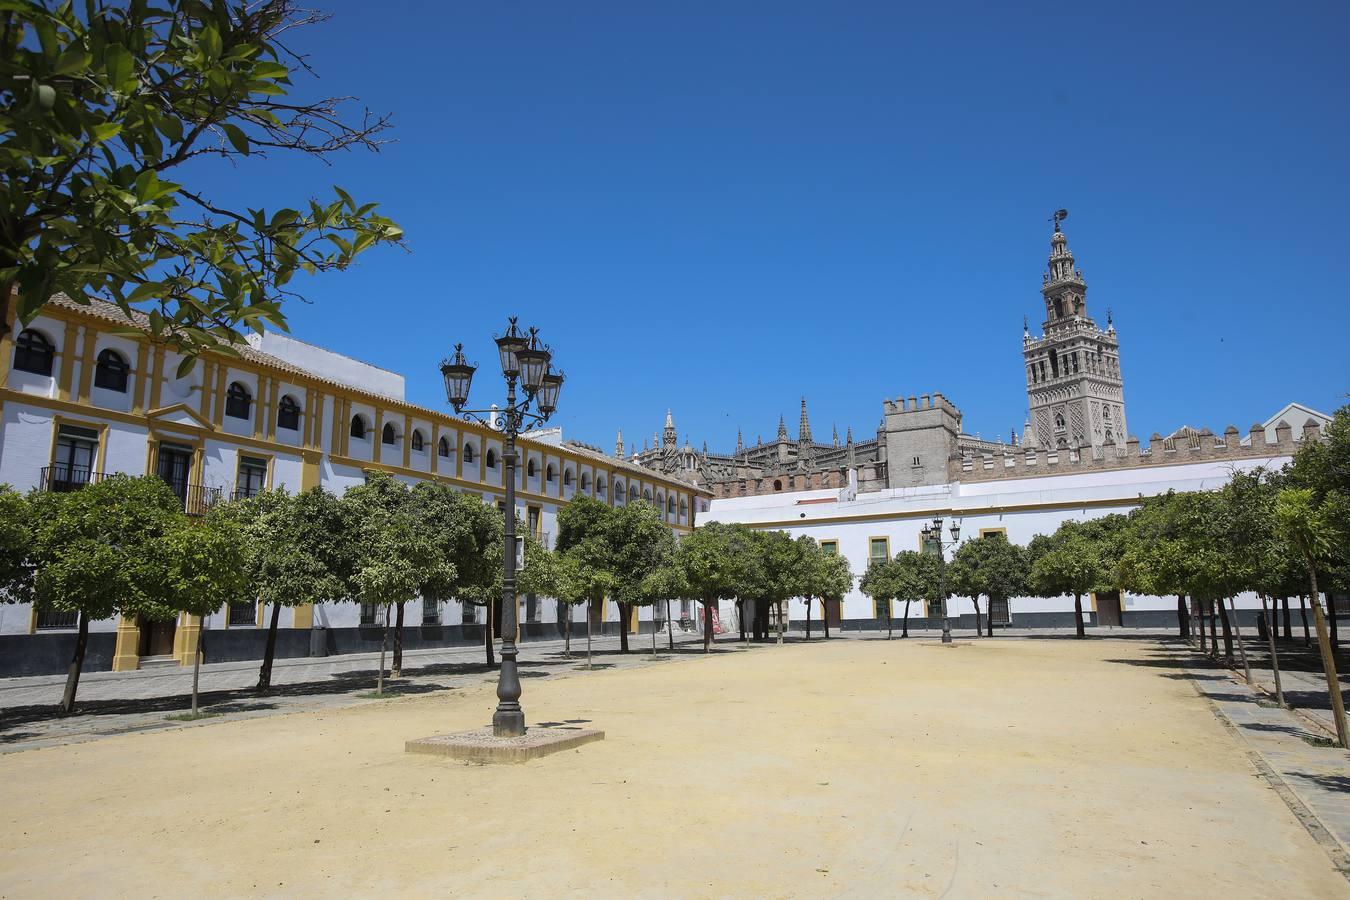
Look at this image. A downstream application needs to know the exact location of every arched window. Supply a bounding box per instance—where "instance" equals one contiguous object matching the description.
[382,422,397,445]
[276,395,300,431]
[596,476,607,498]
[527,458,537,477]
[580,472,591,491]
[773,479,783,492]
[463,441,476,464]
[411,429,425,452]
[225,382,252,419]
[667,496,676,514]
[615,482,626,503]
[643,488,653,502]
[545,463,555,482]
[679,498,688,517]
[14,330,55,376]
[486,447,497,468]
[563,468,574,487]
[350,415,367,439]
[438,436,450,458]
[93,348,129,392]
[1054,413,1066,429]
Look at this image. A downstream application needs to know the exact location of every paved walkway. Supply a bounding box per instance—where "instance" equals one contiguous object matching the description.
[1188,664,1350,872]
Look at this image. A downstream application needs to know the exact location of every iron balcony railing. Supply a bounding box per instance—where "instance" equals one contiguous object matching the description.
[39,465,105,492]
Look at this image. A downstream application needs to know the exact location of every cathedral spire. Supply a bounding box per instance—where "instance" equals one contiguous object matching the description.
[736,430,744,453]
[663,409,677,450]
[832,423,839,447]
[615,429,623,458]
[777,415,789,443]
[798,397,812,444]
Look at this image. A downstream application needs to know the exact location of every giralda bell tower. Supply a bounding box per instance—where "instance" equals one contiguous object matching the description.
[1022,211,1127,451]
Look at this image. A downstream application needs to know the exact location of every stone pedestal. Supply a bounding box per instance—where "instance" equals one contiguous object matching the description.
[406,725,604,764]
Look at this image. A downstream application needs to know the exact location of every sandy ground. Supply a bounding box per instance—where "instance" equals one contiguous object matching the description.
[1,638,1344,898]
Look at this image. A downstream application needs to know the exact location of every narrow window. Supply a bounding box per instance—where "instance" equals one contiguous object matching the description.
[869,538,889,568]
[912,455,921,468]
[527,458,537,477]
[438,436,450,458]
[93,348,129,392]
[35,608,79,629]
[382,422,397,445]
[236,455,268,500]
[667,496,675,514]
[563,469,574,487]
[48,424,100,491]
[411,429,425,452]
[276,395,300,431]
[486,448,497,468]
[360,602,380,626]
[580,472,591,491]
[229,600,257,626]
[13,330,55,376]
[350,415,367,439]
[545,463,555,482]
[422,597,440,626]
[463,441,476,464]
[225,382,252,419]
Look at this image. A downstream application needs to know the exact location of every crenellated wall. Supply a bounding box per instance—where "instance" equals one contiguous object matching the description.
[951,419,1321,483]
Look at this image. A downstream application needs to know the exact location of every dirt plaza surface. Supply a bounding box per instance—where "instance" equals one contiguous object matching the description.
[1,638,1345,898]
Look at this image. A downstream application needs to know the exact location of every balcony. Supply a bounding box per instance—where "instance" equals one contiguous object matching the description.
[160,478,222,516]
[39,465,105,492]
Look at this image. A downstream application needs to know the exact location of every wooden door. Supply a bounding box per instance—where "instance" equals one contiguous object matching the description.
[138,618,177,658]
[825,598,842,627]
[1096,590,1122,627]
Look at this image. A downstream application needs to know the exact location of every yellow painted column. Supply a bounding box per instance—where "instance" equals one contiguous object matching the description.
[264,377,279,441]
[111,616,141,671]
[75,326,96,402]
[253,376,268,440]
[372,409,383,464]
[57,325,79,400]
[148,343,164,409]
[300,449,321,491]
[174,614,202,666]
[198,360,215,420]
[293,604,314,630]
[211,364,227,427]
[402,414,412,468]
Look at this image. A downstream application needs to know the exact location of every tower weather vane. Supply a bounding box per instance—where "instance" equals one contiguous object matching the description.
[1051,208,1068,232]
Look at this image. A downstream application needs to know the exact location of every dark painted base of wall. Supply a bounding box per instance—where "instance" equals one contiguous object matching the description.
[0,633,118,678]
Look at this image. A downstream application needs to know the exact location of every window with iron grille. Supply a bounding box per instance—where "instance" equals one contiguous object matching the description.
[411,430,425,452]
[225,382,252,419]
[360,602,381,626]
[229,600,257,626]
[422,597,440,625]
[94,348,129,392]
[277,395,300,431]
[35,608,78,629]
[869,538,889,568]
[14,329,55,375]
[461,602,477,624]
[51,424,99,490]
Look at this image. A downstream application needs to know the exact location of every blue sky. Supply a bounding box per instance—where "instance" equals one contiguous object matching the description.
[197,1,1349,453]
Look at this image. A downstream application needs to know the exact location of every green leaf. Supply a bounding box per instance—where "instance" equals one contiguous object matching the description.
[89,122,123,144]
[251,61,289,80]
[200,25,222,62]
[53,48,93,76]
[223,123,250,155]
[175,354,197,379]
[104,44,134,91]
[126,282,163,304]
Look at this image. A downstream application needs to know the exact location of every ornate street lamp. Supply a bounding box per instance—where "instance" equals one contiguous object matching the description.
[921,516,962,643]
[440,317,564,737]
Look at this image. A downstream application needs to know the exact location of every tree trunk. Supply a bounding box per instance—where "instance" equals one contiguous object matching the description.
[256,602,282,692]
[703,595,714,653]
[902,599,911,638]
[1329,592,1340,658]
[191,628,203,716]
[778,600,785,645]
[666,598,674,651]
[587,596,594,667]
[1208,599,1219,653]
[618,601,630,653]
[987,597,995,637]
[1197,598,1207,653]
[1260,595,1286,708]
[738,599,748,646]
[652,604,658,659]
[1073,593,1085,638]
[1177,595,1190,640]
[1306,579,1349,749]
[887,603,893,640]
[823,599,831,640]
[392,601,405,677]
[1216,598,1235,664]
[1299,595,1311,646]
[563,603,572,659]
[1227,597,1251,684]
[58,611,90,715]
[377,604,389,695]
[804,599,812,641]
[972,595,983,638]
[1282,595,1291,640]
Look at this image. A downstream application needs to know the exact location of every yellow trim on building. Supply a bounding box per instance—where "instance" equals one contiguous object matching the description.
[979,527,1008,539]
[111,615,140,671]
[56,325,78,401]
[76,326,97,403]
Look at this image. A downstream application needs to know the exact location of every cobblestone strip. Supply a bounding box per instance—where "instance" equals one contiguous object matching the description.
[1188,668,1350,880]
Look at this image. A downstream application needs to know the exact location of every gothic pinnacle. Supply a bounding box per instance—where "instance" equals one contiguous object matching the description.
[777,415,789,442]
[615,429,623,458]
[798,397,812,443]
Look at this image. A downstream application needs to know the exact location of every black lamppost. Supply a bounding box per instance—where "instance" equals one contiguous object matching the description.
[921,516,962,644]
[441,318,563,737]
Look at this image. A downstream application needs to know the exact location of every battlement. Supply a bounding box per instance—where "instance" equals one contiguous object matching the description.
[882,392,960,417]
[951,419,1322,483]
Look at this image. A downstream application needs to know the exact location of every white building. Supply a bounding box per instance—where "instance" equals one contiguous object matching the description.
[0,296,708,676]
